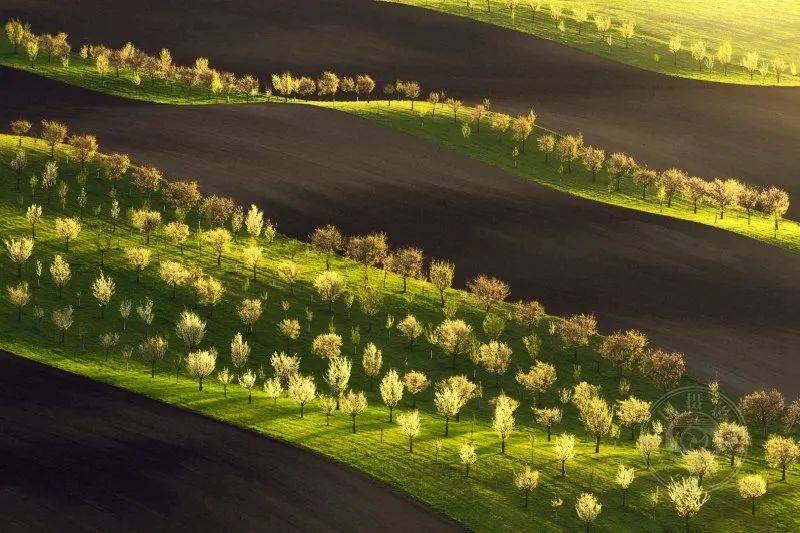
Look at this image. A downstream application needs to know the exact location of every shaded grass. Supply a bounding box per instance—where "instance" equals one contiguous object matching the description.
[0,135,799,532]
[385,0,800,86]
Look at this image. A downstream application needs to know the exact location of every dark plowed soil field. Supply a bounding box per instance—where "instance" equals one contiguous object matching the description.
[4,0,800,213]
[0,351,461,532]
[2,68,798,399]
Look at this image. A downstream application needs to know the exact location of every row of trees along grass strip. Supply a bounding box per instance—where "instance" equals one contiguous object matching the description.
[386,0,800,86]
[2,19,798,256]
[2,123,800,531]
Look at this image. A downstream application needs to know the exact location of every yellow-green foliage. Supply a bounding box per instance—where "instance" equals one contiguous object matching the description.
[386,0,800,86]
[0,134,798,532]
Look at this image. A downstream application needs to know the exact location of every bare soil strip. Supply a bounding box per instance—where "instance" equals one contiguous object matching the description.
[4,0,800,213]
[0,350,461,532]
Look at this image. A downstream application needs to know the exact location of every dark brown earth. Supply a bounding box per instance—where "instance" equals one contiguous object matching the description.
[4,0,800,214]
[2,68,799,399]
[0,351,461,532]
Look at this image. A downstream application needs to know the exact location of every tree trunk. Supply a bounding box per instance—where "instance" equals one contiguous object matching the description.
[595,434,600,453]
[445,416,450,436]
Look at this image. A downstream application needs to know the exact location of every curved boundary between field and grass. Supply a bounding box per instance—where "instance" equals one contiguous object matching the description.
[2,41,800,257]
[382,0,800,87]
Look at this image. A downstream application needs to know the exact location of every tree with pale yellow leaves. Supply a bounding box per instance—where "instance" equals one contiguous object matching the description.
[195,275,225,316]
[277,318,301,350]
[403,370,429,408]
[54,217,80,251]
[342,389,367,432]
[49,254,71,297]
[51,305,73,343]
[578,395,614,453]
[5,237,33,277]
[139,334,168,378]
[667,476,709,531]
[533,407,562,441]
[186,348,217,391]
[287,374,317,418]
[575,492,602,530]
[738,474,767,515]
[6,281,30,321]
[229,332,251,372]
[397,410,421,453]
[764,435,799,481]
[314,271,346,312]
[480,341,513,386]
[492,393,519,454]
[25,204,42,238]
[125,247,151,283]
[616,465,636,509]
[163,221,190,254]
[91,270,115,318]
[713,422,751,466]
[682,448,718,486]
[434,319,473,370]
[428,260,455,306]
[202,228,232,266]
[244,204,264,238]
[238,297,262,334]
[616,396,651,440]
[277,260,299,295]
[325,356,352,409]
[397,314,424,349]
[459,442,477,478]
[158,260,188,298]
[380,369,405,422]
[362,343,383,390]
[514,466,539,508]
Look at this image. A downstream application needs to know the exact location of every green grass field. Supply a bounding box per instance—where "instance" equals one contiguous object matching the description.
[2,39,799,258]
[1,134,798,532]
[2,28,800,530]
[386,0,800,86]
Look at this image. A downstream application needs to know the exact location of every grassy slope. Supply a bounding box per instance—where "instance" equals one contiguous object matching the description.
[2,135,798,532]
[2,41,800,257]
[386,0,800,86]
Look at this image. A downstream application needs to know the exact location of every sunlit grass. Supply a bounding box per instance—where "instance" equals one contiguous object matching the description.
[2,41,798,256]
[385,0,800,86]
[0,132,799,531]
